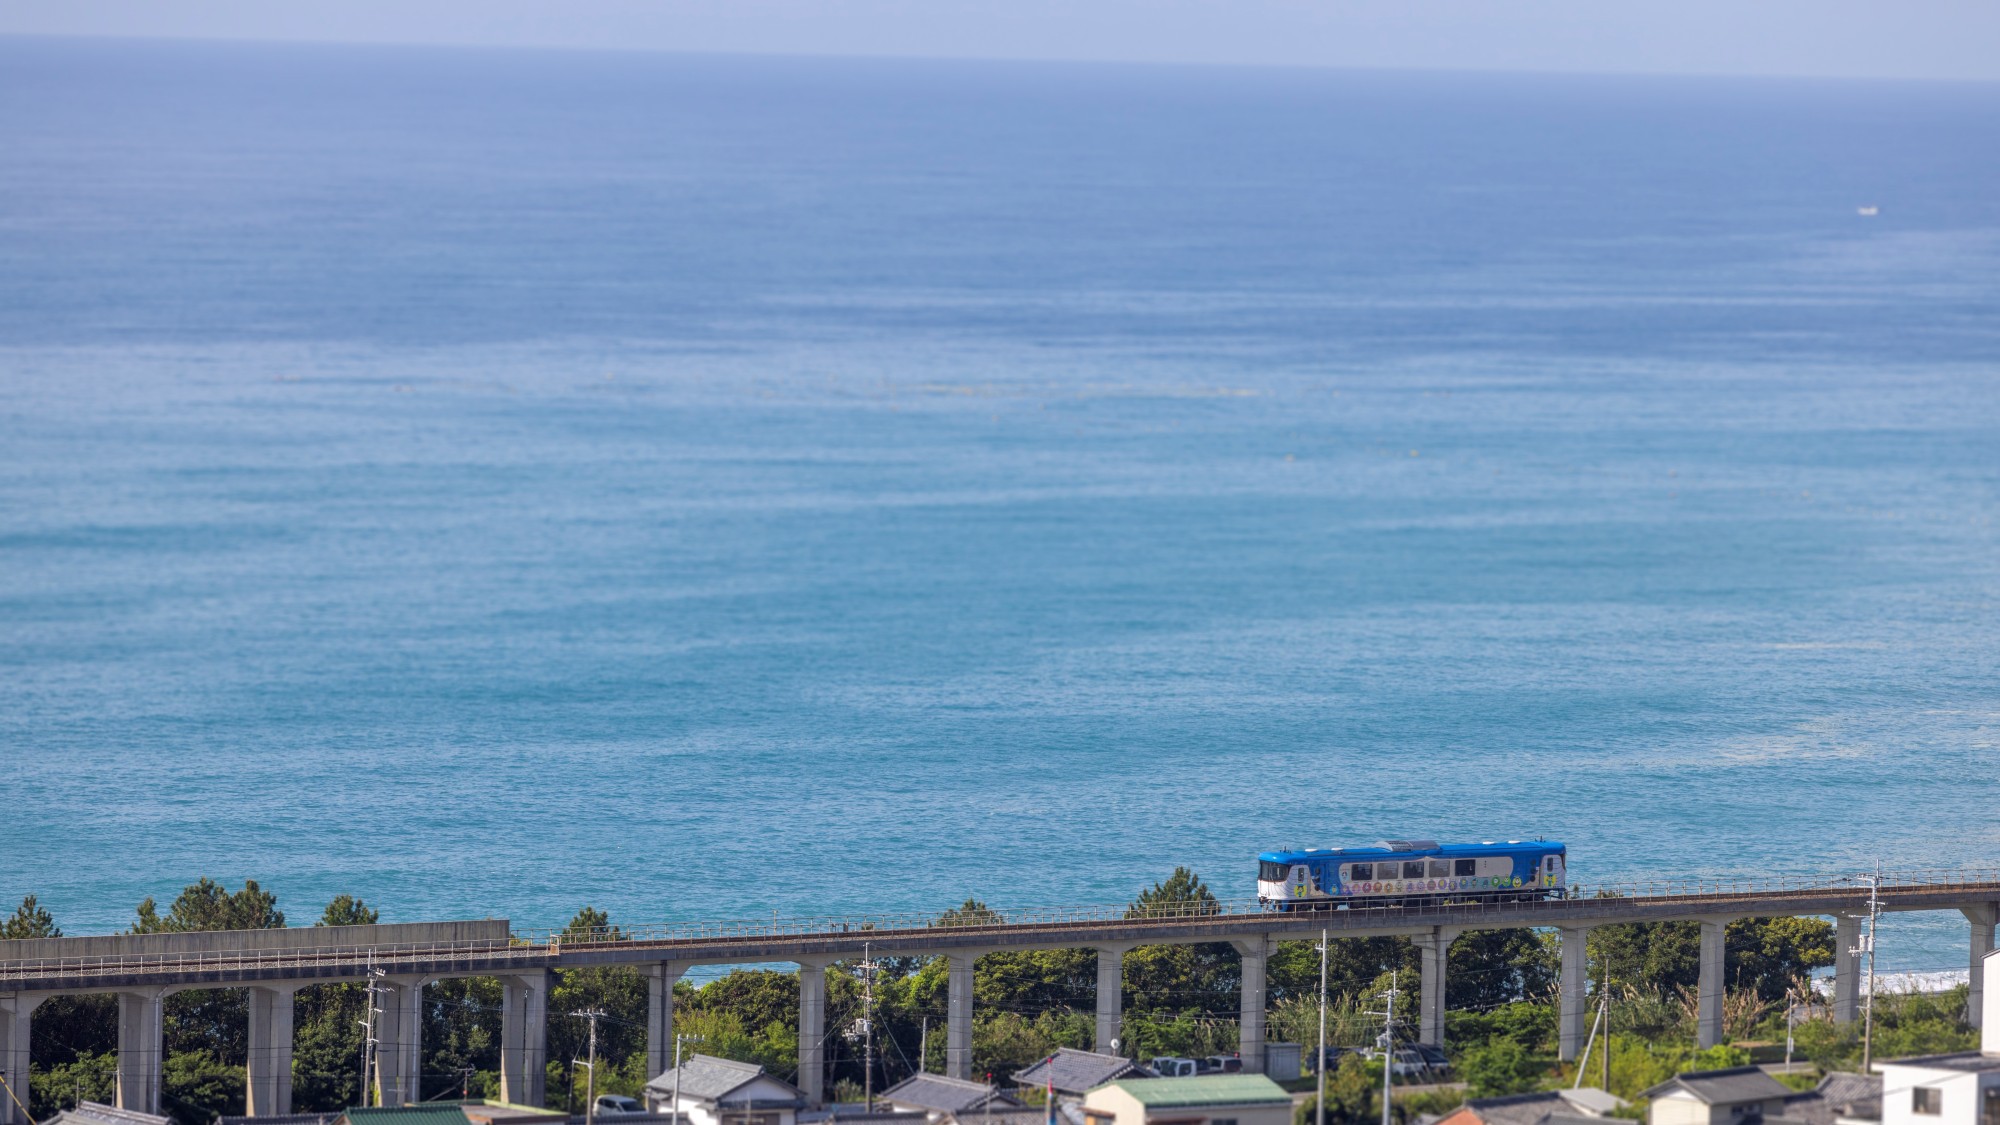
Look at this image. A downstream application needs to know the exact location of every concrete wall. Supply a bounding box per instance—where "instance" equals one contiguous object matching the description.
[1081,1086,1289,1125]
[1877,1064,1997,1125]
[1647,1091,1713,1125]
[0,921,510,965]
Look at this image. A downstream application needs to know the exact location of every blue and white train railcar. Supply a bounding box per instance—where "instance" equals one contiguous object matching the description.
[1257,838,1567,910]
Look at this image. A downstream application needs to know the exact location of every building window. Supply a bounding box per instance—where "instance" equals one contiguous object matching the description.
[1913,1088,1943,1116]
[1982,1087,1999,1125]
[1212,1118,1238,1125]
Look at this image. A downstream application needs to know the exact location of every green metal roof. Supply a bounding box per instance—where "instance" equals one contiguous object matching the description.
[337,1106,473,1125]
[337,1100,563,1125]
[1098,1075,1291,1108]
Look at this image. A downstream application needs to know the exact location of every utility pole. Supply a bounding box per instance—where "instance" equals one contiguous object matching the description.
[1316,930,1329,1125]
[1600,962,1611,1092]
[359,961,385,1108]
[919,1017,929,1076]
[574,1009,606,1125]
[1368,970,1399,1125]
[859,943,881,1112]
[671,1031,701,1125]
[1861,870,1882,1073]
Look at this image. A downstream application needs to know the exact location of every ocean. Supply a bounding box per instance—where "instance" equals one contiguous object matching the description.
[2,37,1997,967]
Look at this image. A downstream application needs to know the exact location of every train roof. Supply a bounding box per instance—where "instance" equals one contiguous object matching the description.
[1260,839,1563,861]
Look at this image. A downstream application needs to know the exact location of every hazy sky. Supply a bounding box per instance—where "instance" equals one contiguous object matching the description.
[5,0,1998,82]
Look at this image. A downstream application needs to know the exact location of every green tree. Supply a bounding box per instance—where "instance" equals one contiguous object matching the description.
[132,879,284,934]
[1293,1054,1378,1125]
[317,896,379,928]
[1458,1036,1548,1096]
[290,895,382,1113]
[3,895,60,939]
[1448,930,1557,1009]
[1122,869,1235,1022]
[1125,869,1220,919]
[115,880,289,1122]
[547,909,648,1106]
[937,899,1004,927]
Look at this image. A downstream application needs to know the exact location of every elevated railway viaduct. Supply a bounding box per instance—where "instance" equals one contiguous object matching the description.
[3,873,1996,1124]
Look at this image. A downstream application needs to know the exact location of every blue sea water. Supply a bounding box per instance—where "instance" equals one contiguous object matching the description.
[2,38,1998,966]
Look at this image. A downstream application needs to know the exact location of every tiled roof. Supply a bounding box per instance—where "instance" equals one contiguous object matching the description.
[645,1054,805,1105]
[1096,1076,1291,1108]
[337,1105,480,1125]
[797,1106,930,1125]
[1555,1089,1626,1117]
[883,1073,1024,1114]
[1879,1051,2000,1073]
[1641,1067,1791,1106]
[1457,1093,1569,1125]
[1012,1049,1148,1096]
[1782,1074,1883,1125]
[46,1103,172,1125]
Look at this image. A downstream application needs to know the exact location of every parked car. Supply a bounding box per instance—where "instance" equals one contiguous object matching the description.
[1150,1056,1199,1078]
[1362,1046,1434,1080]
[595,1095,646,1116]
[1411,1044,1451,1077]
[1304,1045,1360,1074]
[1201,1055,1244,1074]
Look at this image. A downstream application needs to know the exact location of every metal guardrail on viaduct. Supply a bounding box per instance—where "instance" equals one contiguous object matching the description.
[3,870,1998,1125]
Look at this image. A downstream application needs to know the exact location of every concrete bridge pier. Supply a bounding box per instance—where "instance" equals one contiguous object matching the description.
[1967,905,1997,1029]
[1696,919,1727,1049]
[1833,914,1861,1024]
[1095,946,1130,1054]
[946,951,977,1080]
[118,987,166,1115]
[797,959,832,1106]
[1,992,49,1125]
[647,962,689,1081]
[1415,927,1461,1048]
[500,971,549,1107]
[371,977,427,1107]
[1232,936,1269,1076]
[1558,927,1590,1061]
[246,983,301,1116]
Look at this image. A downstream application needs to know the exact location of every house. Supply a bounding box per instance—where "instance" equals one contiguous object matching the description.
[1643,1067,1801,1125]
[1080,1075,1291,1125]
[333,1102,562,1125]
[645,1053,808,1125]
[1433,1087,1627,1125]
[882,1073,1026,1120]
[1873,947,2000,1125]
[796,1106,929,1125]
[43,1102,172,1125]
[1778,1074,1882,1125]
[1012,1049,1153,1098]
[215,1114,339,1125]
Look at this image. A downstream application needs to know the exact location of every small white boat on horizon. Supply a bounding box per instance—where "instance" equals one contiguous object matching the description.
[1857,205,1880,216]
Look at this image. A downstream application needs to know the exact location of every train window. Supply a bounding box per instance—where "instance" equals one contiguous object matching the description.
[1403,861,1425,879]
[1428,861,1450,878]
[1348,863,1372,880]
[1454,860,1476,877]
[1260,861,1288,881]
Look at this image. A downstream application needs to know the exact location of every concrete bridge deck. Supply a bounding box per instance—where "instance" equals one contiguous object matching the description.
[3,870,1997,1125]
